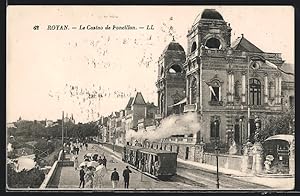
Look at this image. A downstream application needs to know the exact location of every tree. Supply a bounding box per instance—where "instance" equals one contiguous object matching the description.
[260,110,295,142]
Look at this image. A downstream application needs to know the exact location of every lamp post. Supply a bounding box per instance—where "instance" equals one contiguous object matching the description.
[239,116,244,154]
[113,128,116,152]
[247,58,251,141]
[214,120,220,189]
[62,111,64,158]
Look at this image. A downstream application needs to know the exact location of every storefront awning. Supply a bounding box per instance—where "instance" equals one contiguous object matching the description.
[264,134,294,145]
[168,98,187,107]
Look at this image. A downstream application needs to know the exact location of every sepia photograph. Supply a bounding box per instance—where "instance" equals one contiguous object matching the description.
[6,5,295,191]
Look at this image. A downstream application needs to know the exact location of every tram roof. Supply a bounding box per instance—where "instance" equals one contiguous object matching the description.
[126,145,143,150]
[264,134,294,145]
[138,148,177,155]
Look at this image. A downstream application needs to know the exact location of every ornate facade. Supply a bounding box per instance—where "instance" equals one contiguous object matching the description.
[155,9,294,159]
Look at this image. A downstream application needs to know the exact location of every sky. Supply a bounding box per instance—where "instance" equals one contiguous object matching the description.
[7,6,294,123]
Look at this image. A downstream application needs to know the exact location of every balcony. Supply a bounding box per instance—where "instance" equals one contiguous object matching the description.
[184,104,197,112]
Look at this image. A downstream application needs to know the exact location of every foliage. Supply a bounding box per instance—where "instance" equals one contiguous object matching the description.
[7,164,45,188]
[259,110,295,142]
[10,120,99,141]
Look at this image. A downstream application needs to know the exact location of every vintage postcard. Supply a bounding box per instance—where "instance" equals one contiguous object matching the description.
[6,6,295,191]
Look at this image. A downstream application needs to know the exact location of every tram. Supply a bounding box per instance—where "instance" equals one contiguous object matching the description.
[123,145,177,179]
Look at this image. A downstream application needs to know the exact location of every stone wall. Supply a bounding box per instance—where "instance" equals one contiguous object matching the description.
[202,152,243,171]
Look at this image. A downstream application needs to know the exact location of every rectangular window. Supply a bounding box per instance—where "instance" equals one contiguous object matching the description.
[211,87,219,102]
[289,96,295,108]
[210,120,220,138]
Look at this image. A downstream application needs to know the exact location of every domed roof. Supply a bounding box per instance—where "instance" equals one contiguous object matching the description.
[201,9,224,20]
[192,9,224,26]
[164,41,185,52]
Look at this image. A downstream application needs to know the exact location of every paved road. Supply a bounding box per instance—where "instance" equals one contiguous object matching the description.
[177,161,270,190]
[57,143,271,190]
[57,143,206,190]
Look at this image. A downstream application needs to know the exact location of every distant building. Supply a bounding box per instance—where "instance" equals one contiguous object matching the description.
[63,113,75,124]
[6,123,17,129]
[45,120,54,127]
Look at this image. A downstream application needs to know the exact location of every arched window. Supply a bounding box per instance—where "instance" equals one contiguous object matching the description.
[210,119,220,138]
[190,78,197,104]
[205,38,222,49]
[169,64,182,73]
[249,78,261,105]
[191,42,197,53]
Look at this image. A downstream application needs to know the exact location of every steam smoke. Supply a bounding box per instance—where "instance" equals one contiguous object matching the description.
[125,112,201,142]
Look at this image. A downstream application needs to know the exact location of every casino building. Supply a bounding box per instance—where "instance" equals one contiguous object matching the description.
[154,9,294,160]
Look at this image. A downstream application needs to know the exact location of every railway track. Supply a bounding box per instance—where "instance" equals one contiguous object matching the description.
[177,161,270,190]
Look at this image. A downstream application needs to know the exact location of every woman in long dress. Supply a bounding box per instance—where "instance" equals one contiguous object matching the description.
[94,164,106,188]
[84,167,94,188]
[74,156,79,170]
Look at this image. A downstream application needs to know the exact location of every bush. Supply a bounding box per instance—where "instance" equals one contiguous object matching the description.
[7,165,45,188]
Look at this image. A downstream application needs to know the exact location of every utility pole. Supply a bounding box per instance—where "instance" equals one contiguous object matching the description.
[62,111,64,156]
[247,57,251,141]
[215,120,220,189]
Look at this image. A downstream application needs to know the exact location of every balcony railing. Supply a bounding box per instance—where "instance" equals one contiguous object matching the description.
[168,136,195,143]
[184,104,197,112]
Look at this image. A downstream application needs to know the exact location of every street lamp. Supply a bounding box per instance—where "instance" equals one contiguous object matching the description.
[214,120,220,189]
[239,116,244,154]
[113,128,116,152]
[247,58,251,141]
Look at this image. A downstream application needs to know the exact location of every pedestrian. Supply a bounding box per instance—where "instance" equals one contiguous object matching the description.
[85,167,94,188]
[76,146,79,155]
[154,160,159,176]
[98,156,103,165]
[94,164,105,188]
[85,143,88,150]
[79,166,85,188]
[103,156,107,168]
[74,156,79,170]
[122,166,132,189]
[80,143,83,149]
[111,168,119,189]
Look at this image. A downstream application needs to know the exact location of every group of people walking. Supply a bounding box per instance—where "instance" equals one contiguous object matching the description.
[73,143,132,189]
[110,166,132,189]
[78,164,132,189]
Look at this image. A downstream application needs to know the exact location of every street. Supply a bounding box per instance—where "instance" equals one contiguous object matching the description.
[56,143,272,190]
[57,143,205,190]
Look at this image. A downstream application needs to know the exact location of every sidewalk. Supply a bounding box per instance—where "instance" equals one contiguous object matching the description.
[178,159,294,190]
[102,145,294,190]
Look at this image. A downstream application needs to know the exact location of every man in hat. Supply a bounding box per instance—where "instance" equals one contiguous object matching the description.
[79,165,85,188]
[122,166,132,188]
[110,168,119,189]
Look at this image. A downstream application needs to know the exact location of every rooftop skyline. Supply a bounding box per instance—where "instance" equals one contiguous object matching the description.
[7,6,294,123]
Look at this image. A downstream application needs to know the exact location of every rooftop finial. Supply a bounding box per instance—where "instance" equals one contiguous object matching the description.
[241,33,244,38]
[172,35,175,42]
